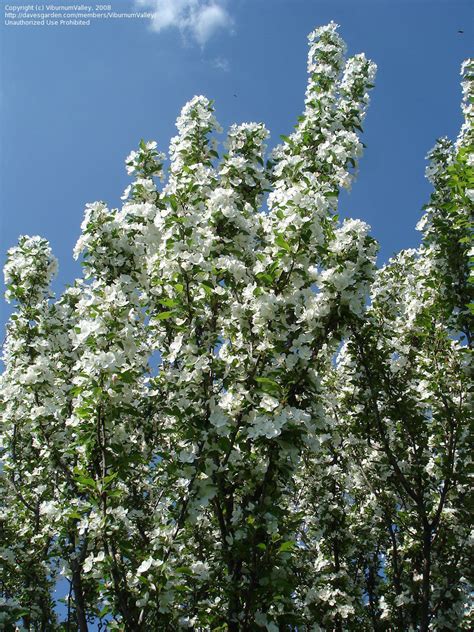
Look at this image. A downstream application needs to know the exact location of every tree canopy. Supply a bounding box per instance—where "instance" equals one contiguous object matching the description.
[1,23,472,632]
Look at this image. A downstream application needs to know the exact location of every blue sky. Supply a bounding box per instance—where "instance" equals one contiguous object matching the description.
[1,0,472,326]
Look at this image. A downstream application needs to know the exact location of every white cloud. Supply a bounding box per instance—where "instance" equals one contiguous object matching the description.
[135,0,233,46]
[193,4,230,46]
[211,56,230,72]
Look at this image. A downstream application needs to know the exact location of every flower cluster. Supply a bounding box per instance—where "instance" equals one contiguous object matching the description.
[4,235,57,303]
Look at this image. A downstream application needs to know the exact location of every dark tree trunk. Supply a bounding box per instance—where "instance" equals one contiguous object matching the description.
[71,562,89,632]
[420,525,432,632]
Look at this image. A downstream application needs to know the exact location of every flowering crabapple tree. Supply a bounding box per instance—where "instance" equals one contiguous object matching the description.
[293,60,473,632]
[0,23,472,632]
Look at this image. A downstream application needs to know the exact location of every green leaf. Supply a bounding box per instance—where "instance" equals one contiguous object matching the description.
[160,298,178,308]
[103,472,118,486]
[169,196,178,211]
[120,370,135,383]
[278,541,295,553]
[175,566,193,575]
[256,272,274,286]
[201,281,214,294]
[99,605,112,618]
[76,406,93,419]
[255,376,280,390]
[275,235,291,252]
[76,475,96,489]
[155,311,175,320]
